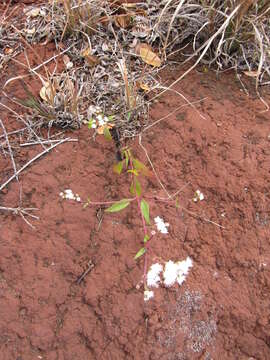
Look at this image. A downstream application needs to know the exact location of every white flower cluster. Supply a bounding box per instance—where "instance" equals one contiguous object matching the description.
[193,189,204,202]
[154,216,169,234]
[163,258,193,287]
[144,290,154,301]
[87,105,110,129]
[147,263,163,288]
[59,189,81,202]
[144,257,193,301]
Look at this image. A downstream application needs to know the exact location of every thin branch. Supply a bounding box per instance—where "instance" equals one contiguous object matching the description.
[0,138,72,192]
[0,118,18,181]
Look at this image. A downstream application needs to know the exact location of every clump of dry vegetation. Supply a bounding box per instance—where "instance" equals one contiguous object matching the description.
[1,0,269,138]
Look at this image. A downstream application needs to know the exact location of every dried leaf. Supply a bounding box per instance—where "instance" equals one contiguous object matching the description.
[97,123,114,135]
[243,70,260,77]
[137,43,161,67]
[81,48,100,67]
[26,8,40,17]
[39,82,53,103]
[85,54,100,67]
[63,55,73,70]
[24,28,36,35]
[139,83,150,92]
[115,14,131,28]
[4,48,14,55]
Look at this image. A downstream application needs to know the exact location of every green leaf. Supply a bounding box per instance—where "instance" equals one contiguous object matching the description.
[105,199,130,213]
[103,126,112,141]
[108,115,115,121]
[130,178,141,196]
[134,247,145,260]
[135,178,141,196]
[140,199,150,225]
[113,161,124,175]
[175,197,179,209]
[88,118,95,129]
[133,158,151,177]
[124,150,129,168]
[144,234,149,243]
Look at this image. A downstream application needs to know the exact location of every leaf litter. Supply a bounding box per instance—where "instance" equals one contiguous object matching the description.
[2,0,270,140]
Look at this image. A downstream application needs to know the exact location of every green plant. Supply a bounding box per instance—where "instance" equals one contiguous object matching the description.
[85,144,153,288]
[107,147,152,263]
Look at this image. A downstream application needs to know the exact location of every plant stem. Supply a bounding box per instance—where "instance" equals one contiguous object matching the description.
[129,157,149,288]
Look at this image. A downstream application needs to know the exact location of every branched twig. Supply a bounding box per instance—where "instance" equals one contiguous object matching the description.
[0,205,39,228]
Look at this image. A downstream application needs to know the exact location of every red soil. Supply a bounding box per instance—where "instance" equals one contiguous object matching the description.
[1,2,270,360]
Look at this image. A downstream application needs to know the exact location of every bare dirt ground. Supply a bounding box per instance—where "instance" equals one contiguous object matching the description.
[1,2,270,360]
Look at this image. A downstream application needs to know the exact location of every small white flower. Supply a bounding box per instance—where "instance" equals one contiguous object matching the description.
[97,114,104,122]
[151,230,156,236]
[92,123,97,129]
[65,61,73,70]
[147,263,163,288]
[193,190,204,202]
[76,197,81,202]
[154,216,169,234]
[98,119,105,126]
[144,290,154,301]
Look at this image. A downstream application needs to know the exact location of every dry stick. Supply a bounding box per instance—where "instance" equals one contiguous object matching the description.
[180,206,225,229]
[0,138,71,192]
[0,101,47,150]
[0,127,28,139]
[3,42,78,89]
[20,138,78,147]
[0,118,18,181]
[138,134,171,199]
[158,86,206,120]
[147,5,241,107]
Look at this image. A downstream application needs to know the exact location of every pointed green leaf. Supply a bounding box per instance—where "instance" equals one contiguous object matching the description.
[175,197,179,209]
[135,178,141,196]
[103,126,112,141]
[133,158,151,177]
[140,199,150,225]
[130,178,141,196]
[144,234,149,243]
[124,150,129,168]
[105,199,130,213]
[130,182,135,196]
[134,247,145,260]
[113,161,124,175]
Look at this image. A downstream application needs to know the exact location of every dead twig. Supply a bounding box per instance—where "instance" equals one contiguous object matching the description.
[0,117,18,181]
[0,138,73,192]
[0,205,39,228]
[76,260,95,284]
